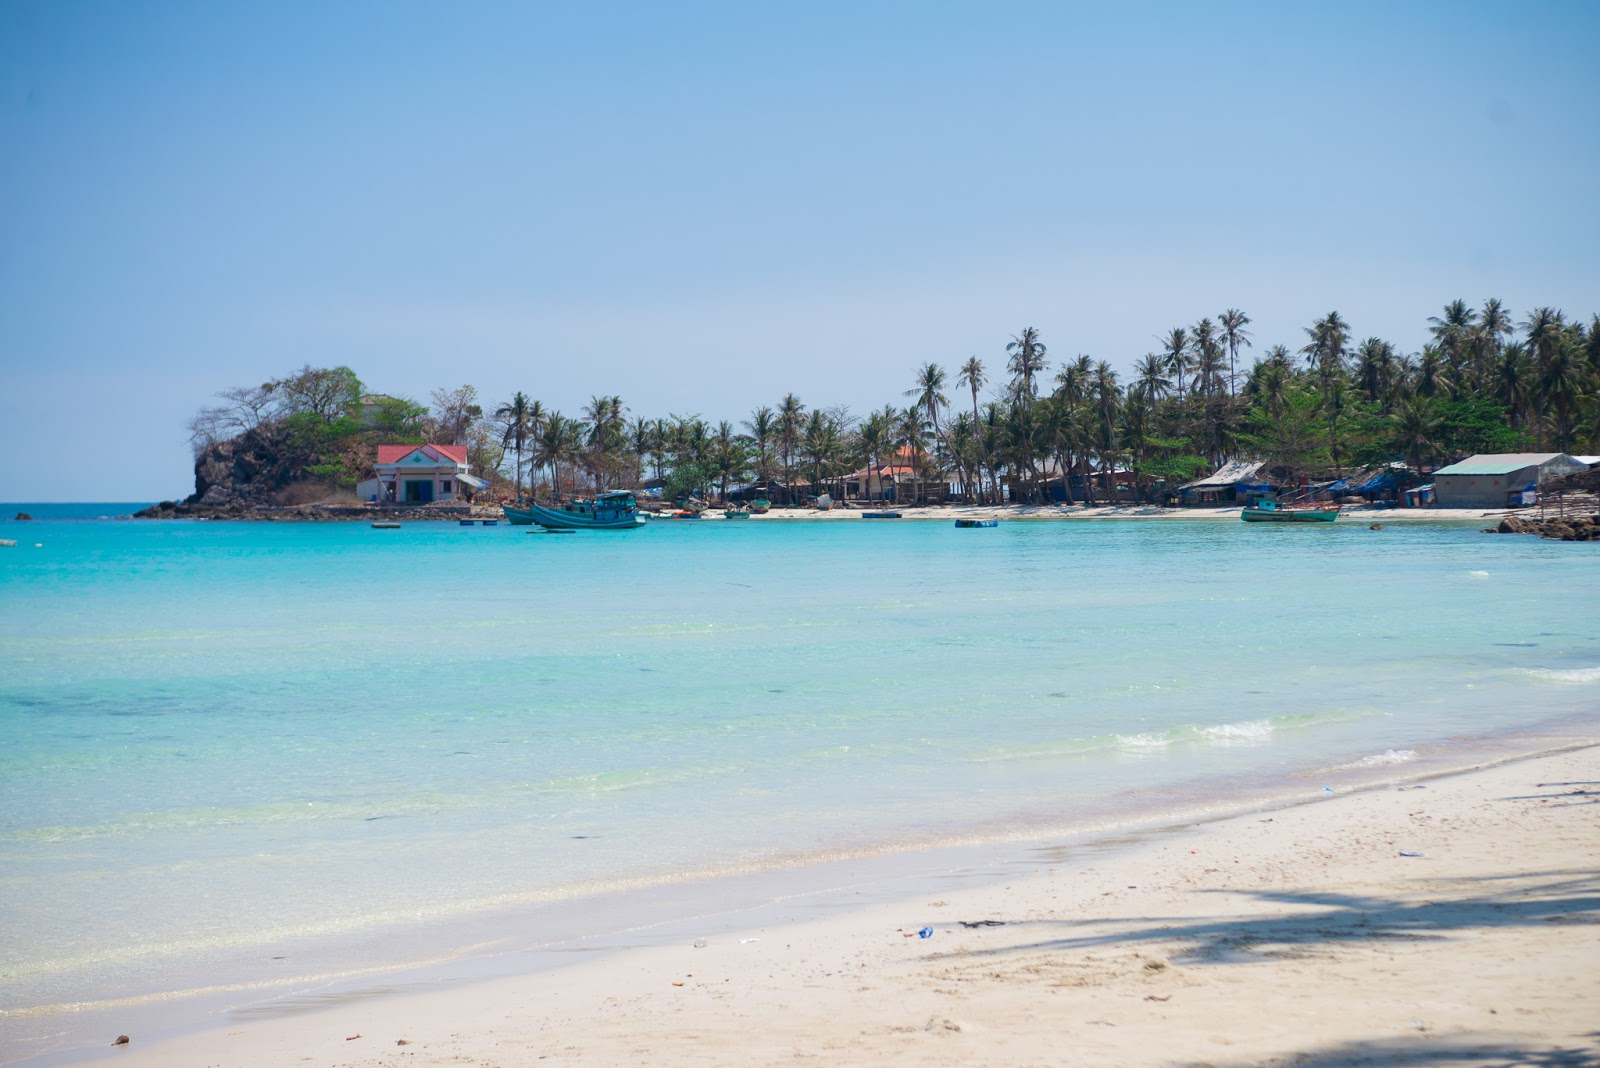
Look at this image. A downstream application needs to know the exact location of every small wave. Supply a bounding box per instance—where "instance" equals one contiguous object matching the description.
[1352,748,1416,767]
[1191,720,1274,742]
[1467,570,1490,579]
[1114,732,1172,748]
[1520,666,1600,685]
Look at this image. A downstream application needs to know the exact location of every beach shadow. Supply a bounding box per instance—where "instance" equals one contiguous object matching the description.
[1178,1033,1600,1067]
[934,869,1600,967]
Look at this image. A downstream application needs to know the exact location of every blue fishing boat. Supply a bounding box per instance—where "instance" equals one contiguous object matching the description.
[503,490,646,531]
[1240,498,1339,523]
[862,511,902,519]
[955,518,998,528]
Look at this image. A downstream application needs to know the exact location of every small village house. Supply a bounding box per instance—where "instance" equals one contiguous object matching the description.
[1177,460,1272,506]
[1432,453,1589,509]
[356,444,487,503]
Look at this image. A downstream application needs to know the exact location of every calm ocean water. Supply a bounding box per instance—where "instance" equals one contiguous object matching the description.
[2,508,1597,1058]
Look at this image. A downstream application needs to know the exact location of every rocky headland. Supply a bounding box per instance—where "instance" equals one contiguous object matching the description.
[134,421,499,522]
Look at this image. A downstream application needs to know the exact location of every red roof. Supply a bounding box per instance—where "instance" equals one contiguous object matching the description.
[376,444,469,465]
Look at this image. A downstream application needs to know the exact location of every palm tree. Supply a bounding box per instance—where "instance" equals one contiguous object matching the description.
[1092,361,1121,502]
[1415,345,1450,400]
[895,407,928,504]
[1191,319,1223,397]
[1160,327,1190,401]
[1005,328,1048,403]
[1300,311,1351,391]
[495,391,535,500]
[583,394,626,491]
[711,420,748,503]
[906,362,950,475]
[1219,309,1252,397]
[742,406,776,485]
[1135,353,1171,402]
[858,410,889,501]
[1391,395,1443,472]
[777,393,805,504]
[1244,345,1293,420]
[534,414,583,500]
[956,357,987,500]
[1353,338,1394,406]
[1523,307,1570,448]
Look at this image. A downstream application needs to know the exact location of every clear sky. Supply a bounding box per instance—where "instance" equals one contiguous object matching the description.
[3,1,1597,501]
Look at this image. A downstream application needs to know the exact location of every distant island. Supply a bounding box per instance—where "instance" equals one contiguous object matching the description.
[139,300,1598,519]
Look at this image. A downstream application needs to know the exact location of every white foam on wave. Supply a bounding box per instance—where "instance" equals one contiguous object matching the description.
[1520,666,1600,685]
[1196,720,1274,742]
[1330,748,1417,770]
[1467,570,1490,579]
[1115,732,1172,748]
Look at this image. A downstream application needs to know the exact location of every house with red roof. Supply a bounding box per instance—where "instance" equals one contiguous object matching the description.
[356,444,487,504]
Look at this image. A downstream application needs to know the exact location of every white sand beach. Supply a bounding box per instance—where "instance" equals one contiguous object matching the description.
[89,744,1598,1068]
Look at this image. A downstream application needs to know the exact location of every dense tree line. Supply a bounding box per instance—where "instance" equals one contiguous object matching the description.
[192,300,1599,504]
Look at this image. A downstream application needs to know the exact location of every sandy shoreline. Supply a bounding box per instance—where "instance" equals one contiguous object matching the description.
[54,741,1597,1068]
[714,503,1503,523]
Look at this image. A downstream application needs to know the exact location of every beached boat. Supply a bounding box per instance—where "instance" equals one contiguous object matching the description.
[748,499,771,514]
[955,519,998,528]
[1240,499,1339,523]
[722,507,751,519]
[862,511,901,519]
[504,491,645,531]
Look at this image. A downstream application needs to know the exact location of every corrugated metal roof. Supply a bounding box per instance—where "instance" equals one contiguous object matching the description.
[1179,459,1264,491]
[1433,453,1577,476]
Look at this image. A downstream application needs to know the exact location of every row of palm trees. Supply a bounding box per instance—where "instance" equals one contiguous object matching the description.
[482,300,1599,504]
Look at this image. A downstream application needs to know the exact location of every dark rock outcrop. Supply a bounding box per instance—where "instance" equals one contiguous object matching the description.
[1493,513,1600,541]
[187,422,314,509]
[14,512,32,520]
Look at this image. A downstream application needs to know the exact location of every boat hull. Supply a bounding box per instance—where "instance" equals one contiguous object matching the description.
[1240,507,1339,523]
[503,505,645,530]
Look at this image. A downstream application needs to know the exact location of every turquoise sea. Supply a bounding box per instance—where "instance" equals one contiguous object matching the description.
[2,507,1597,1062]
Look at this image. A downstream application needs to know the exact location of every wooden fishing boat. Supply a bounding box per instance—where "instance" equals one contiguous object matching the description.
[955,518,998,528]
[504,490,645,530]
[722,508,751,519]
[1240,499,1339,523]
[748,499,771,514]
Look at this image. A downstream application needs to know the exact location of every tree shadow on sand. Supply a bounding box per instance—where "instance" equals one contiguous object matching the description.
[1177,1032,1600,1067]
[936,868,1600,966]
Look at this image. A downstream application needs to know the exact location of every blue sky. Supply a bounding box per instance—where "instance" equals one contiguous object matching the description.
[3,1,1597,501]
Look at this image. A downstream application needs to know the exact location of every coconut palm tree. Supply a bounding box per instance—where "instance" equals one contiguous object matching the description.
[1005,328,1048,403]
[1392,395,1443,472]
[743,406,776,485]
[1219,309,1252,397]
[906,362,950,456]
[895,407,929,504]
[1135,352,1171,402]
[1092,361,1121,501]
[1415,345,1450,400]
[534,414,583,500]
[1301,311,1351,394]
[956,356,987,500]
[777,393,805,504]
[1191,319,1223,397]
[1160,327,1190,401]
[495,391,536,500]
[711,420,748,503]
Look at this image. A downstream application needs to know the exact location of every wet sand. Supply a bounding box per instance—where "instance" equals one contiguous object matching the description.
[85,745,1598,1068]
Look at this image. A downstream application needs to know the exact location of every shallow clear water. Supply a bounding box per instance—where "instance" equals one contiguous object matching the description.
[1,511,1596,1050]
